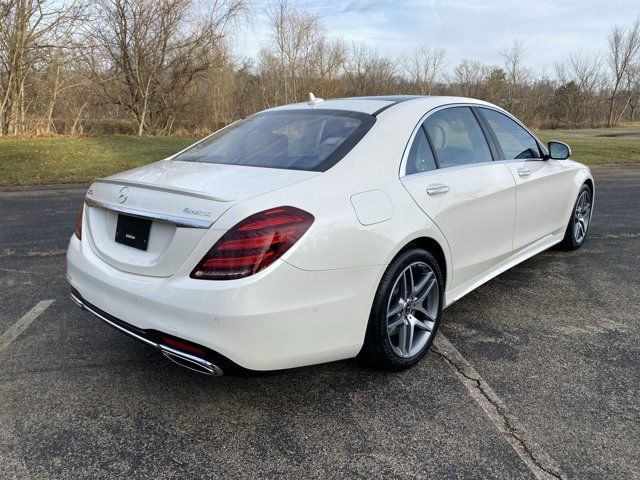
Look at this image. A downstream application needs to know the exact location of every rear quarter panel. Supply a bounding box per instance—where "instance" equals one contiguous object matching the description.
[210,103,454,288]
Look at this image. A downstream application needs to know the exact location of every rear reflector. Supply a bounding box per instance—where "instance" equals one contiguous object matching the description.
[74,208,83,240]
[190,206,314,280]
[161,337,206,356]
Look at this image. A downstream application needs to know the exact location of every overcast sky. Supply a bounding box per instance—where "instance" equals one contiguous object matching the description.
[238,0,640,74]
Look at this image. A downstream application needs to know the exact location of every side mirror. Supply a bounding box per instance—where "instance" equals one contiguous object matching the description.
[547,141,571,160]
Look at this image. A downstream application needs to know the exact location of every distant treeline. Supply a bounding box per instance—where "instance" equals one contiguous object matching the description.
[1,0,639,136]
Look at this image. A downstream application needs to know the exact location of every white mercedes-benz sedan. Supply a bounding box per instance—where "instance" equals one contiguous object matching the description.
[67,95,594,376]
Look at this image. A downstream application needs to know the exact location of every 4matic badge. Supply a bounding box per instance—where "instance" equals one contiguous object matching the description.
[183,207,212,217]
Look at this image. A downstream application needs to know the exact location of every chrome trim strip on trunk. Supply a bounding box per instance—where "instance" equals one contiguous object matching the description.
[95,178,235,202]
[84,197,214,229]
[70,291,224,376]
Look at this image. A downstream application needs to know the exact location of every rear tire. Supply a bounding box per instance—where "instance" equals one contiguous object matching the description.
[361,248,444,371]
[559,183,593,251]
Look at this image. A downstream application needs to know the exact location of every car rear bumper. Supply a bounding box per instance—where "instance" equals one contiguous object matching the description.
[70,289,226,375]
[66,236,383,371]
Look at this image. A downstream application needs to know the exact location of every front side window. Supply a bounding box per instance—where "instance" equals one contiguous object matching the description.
[406,128,437,174]
[479,108,541,160]
[172,110,375,172]
[423,107,492,168]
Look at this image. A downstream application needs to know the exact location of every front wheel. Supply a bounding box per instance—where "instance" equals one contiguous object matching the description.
[559,183,593,251]
[361,248,444,370]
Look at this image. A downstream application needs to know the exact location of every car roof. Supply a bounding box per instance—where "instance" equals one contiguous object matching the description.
[264,95,492,116]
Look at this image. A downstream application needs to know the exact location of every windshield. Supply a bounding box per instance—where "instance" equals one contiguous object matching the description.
[172,110,375,172]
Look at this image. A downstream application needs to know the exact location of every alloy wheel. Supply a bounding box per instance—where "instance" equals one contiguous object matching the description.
[386,261,439,358]
[574,189,592,243]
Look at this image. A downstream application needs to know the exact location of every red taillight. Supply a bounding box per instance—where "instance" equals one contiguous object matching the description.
[74,209,83,240]
[191,206,314,280]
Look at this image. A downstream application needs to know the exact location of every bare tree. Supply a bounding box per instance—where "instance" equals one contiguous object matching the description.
[453,59,484,98]
[40,41,92,134]
[401,45,445,95]
[260,0,346,106]
[606,17,640,126]
[264,0,324,103]
[0,0,85,135]
[500,41,530,115]
[554,51,604,126]
[627,62,640,121]
[89,0,245,135]
[343,43,397,96]
[305,36,346,97]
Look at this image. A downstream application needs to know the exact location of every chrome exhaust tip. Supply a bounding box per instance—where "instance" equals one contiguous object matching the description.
[161,347,224,376]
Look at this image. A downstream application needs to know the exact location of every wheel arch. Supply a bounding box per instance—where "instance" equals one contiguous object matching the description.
[397,237,448,289]
[360,234,447,369]
[562,166,594,227]
[584,177,594,194]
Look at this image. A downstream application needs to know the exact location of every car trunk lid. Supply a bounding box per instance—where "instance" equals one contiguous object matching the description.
[84,160,319,277]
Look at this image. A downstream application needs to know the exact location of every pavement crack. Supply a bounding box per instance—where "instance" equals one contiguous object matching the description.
[595,232,640,239]
[0,267,50,276]
[25,249,66,257]
[432,335,566,480]
[0,248,66,258]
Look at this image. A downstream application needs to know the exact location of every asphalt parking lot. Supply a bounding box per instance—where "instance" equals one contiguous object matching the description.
[0,164,638,479]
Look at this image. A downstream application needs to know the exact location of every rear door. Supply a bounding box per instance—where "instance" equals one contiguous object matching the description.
[401,106,516,291]
[476,107,565,251]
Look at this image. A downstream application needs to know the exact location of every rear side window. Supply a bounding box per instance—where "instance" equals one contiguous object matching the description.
[424,107,492,168]
[479,108,541,159]
[406,128,437,174]
[172,110,375,172]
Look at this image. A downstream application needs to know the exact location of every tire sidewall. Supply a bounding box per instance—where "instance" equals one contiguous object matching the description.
[569,184,592,248]
[367,248,444,370]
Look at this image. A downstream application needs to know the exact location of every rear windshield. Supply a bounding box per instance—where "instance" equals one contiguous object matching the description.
[172,110,375,172]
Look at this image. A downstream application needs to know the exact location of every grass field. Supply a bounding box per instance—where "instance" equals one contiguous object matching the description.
[1,125,639,186]
[0,135,198,186]
[536,124,640,166]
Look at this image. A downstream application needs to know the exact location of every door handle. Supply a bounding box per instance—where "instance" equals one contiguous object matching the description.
[517,168,531,177]
[426,184,450,195]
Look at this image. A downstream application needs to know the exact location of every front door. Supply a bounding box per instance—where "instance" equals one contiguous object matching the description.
[503,159,566,249]
[476,107,566,250]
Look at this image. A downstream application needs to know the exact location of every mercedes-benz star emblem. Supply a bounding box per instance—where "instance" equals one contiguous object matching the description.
[118,186,129,204]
